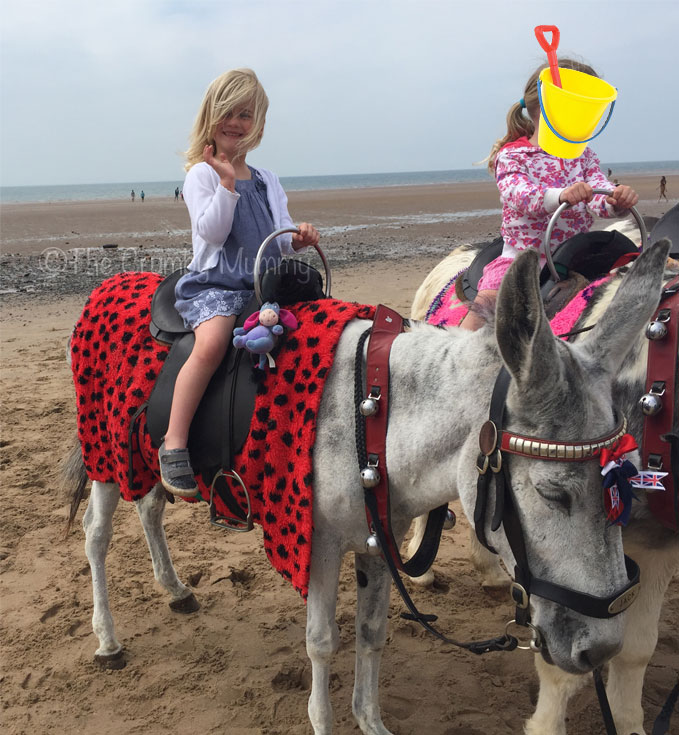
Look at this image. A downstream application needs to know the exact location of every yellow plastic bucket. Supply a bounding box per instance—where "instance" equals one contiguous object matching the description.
[537,67,617,159]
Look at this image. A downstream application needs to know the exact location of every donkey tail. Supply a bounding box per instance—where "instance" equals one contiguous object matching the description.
[62,437,89,538]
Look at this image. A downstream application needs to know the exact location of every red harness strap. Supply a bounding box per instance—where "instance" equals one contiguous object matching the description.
[363,304,406,565]
[643,278,679,532]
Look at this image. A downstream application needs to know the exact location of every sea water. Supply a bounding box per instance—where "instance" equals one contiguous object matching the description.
[1,161,677,204]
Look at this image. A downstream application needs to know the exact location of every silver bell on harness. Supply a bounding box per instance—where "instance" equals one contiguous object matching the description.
[645,308,671,340]
[443,508,456,530]
[365,533,381,555]
[639,381,665,416]
[360,465,381,488]
[645,321,668,340]
[360,388,381,417]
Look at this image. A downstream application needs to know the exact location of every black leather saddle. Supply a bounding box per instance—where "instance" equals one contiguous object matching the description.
[143,259,325,491]
[460,237,504,302]
[462,206,679,304]
[460,230,639,303]
[146,269,261,486]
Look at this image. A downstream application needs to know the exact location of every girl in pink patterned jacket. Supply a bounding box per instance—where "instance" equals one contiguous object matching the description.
[461,59,638,330]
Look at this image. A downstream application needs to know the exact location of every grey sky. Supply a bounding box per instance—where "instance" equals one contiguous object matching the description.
[2,0,677,187]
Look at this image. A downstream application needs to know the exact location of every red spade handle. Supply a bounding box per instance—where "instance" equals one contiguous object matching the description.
[534,25,562,87]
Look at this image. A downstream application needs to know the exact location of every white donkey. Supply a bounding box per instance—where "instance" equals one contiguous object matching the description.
[65,241,671,735]
[407,234,679,735]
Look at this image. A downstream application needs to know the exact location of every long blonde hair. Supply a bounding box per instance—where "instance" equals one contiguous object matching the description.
[184,68,269,171]
[487,58,597,172]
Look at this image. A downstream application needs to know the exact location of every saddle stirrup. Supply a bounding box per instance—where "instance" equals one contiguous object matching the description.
[208,469,253,532]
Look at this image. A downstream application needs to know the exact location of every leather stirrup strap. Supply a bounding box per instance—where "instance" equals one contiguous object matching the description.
[128,401,150,492]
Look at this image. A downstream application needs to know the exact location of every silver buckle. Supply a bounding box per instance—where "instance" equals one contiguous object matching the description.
[510,582,529,609]
[504,619,544,651]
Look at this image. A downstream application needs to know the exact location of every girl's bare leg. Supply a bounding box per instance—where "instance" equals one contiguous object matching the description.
[459,289,498,331]
[164,315,236,449]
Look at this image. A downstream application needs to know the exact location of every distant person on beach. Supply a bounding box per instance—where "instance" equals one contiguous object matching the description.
[175,186,180,201]
[140,190,145,202]
[607,168,612,178]
[658,175,668,201]
[158,68,320,498]
[130,189,135,202]
[180,190,184,200]
[460,59,638,331]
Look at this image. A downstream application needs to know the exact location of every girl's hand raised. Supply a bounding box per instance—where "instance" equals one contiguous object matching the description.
[606,185,638,210]
[203,144,236,192]
[292,222,320,251]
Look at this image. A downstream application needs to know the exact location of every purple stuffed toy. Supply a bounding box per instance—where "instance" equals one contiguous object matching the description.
[233,301,298,369]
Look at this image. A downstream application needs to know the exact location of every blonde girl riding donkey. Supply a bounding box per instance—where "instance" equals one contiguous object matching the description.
[461,59,638,330]
[160,68,319,497]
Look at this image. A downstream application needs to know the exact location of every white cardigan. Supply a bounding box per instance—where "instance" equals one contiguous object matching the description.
[182,161,295,272]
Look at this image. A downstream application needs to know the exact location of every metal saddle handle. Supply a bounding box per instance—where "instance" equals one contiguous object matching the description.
[253,226,332,305]
[542,188,646,283]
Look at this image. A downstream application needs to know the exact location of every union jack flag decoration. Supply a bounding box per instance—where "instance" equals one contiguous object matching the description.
[630,471,668,492]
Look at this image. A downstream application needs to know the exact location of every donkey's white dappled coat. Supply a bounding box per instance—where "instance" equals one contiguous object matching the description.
[407,234,679,735]
[69,241,672,735]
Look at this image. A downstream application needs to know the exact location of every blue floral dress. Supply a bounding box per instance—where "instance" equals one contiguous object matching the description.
[175,168,277,329]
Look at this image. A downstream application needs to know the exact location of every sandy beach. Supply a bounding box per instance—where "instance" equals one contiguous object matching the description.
[1,177,677,735]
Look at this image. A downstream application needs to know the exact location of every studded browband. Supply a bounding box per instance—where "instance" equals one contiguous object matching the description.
[499,417,628,461]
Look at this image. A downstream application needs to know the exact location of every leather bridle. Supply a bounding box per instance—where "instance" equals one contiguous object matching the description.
[474,367,641,626]
[355,305,640,640]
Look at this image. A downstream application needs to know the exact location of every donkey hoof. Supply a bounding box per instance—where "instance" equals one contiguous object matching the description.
[169,592,200,614]
[409,569,435,588]
[94,649,126,670]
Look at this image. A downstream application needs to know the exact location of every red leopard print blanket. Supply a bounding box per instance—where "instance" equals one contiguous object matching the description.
[71,272,374,598]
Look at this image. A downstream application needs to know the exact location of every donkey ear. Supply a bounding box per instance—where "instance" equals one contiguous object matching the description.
[579,239,671,375]
[495,250,561,389]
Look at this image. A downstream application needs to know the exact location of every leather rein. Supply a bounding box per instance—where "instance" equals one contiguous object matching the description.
[354,305,517,654]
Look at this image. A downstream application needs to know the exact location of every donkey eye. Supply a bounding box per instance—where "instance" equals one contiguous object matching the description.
[535,486,572,512]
